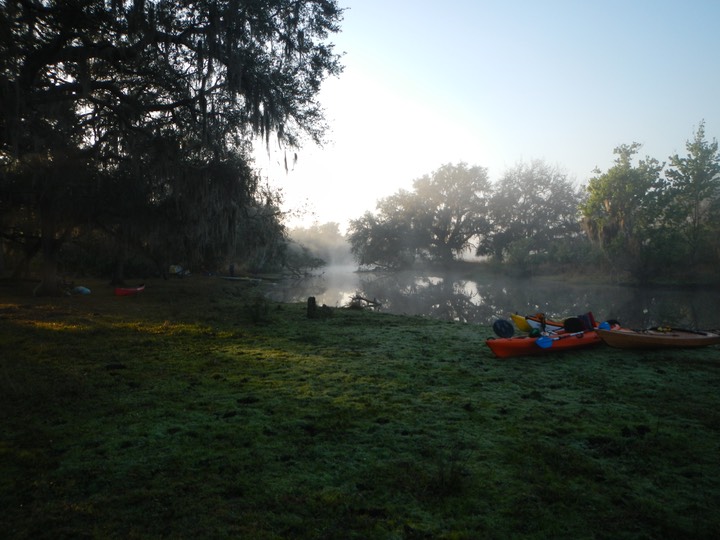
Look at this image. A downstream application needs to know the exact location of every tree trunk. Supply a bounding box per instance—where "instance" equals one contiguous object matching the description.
[10,239,41,279]
[33,201,63,296]
[110,258,126,286]
[110,225,129,286]
[34,215,61,296]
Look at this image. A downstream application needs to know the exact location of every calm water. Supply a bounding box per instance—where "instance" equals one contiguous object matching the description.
[264,266,720,330]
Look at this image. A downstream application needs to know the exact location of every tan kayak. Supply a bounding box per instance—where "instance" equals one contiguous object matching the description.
[596,327,720,349]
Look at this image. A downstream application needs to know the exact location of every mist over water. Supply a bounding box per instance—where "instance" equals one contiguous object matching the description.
[265,266,720,330]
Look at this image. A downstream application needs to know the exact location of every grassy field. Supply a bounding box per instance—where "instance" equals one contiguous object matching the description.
[2,276,719,539]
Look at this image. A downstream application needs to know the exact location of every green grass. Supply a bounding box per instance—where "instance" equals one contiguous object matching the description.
[2,277,720,539]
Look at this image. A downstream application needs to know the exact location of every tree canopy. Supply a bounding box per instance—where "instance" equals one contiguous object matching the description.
[580,124,720,281]
[0,0,343,292]
[579,144,666,279]
[665,120,720,266]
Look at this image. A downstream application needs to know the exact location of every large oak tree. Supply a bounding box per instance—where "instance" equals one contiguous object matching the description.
[483,160,584,262]
[0,0,343,292]
[348,163,492,268]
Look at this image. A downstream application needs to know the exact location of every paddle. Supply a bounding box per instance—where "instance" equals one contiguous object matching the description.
[536,330,585,348]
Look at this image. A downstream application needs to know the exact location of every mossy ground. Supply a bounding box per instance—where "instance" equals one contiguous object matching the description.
[1,277,719,539]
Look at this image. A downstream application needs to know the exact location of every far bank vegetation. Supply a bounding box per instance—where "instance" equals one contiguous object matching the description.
[347,123,720,285]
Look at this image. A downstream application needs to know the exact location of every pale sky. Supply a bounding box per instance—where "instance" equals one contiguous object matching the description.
[255,0,720,232]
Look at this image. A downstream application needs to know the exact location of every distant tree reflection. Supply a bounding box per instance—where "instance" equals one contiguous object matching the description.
[358,274,496,323]
[265,268,720,329]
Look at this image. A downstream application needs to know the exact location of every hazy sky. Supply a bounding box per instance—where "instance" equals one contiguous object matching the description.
[255,0,720,232]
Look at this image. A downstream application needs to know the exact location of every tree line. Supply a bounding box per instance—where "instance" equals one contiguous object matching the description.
[0,0,343,294]
[348,122,720,284]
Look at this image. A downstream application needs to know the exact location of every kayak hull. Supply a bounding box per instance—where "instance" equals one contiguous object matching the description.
[114,284,145,296]
[597,328,720,349]
[486,330,602,358]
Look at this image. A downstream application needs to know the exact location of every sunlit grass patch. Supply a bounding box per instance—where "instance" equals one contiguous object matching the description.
[27,320,91,332]
[111,319,216,336]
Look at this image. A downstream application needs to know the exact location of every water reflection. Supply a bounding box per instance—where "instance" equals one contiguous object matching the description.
[265,267,720,330]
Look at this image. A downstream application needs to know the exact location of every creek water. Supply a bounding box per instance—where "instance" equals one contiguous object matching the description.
[264,266,720,330]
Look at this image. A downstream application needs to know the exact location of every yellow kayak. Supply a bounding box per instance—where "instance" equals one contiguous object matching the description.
[510,313,533,332]
[511,313,565,332]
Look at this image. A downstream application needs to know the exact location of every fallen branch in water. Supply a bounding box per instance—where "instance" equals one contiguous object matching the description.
[349,295,382,309]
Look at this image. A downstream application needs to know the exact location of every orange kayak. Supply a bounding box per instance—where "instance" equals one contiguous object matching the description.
[486,330,603,358]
